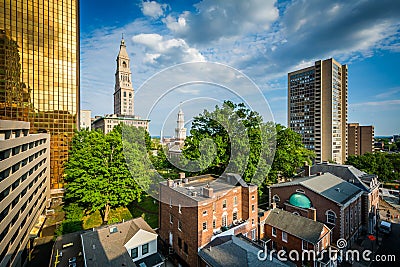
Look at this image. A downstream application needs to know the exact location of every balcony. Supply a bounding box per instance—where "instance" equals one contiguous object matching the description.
[211,219,248,241]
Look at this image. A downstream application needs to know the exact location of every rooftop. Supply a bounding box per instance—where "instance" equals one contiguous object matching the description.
[160,173,253,202]
[311,162,379,192]
[265,209,328,244]
[198,235,292,267]
[80,217,158,267]
[271,172,363,205]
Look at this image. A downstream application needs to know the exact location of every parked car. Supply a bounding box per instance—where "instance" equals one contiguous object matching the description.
[379,220,392,234]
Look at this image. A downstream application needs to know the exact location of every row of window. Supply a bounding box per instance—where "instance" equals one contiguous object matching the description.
[130,243,149,259]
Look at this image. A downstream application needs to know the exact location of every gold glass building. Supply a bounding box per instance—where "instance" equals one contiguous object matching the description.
[0,0,79,192]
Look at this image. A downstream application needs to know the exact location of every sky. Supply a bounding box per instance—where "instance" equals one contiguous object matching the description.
[80,0,400,136]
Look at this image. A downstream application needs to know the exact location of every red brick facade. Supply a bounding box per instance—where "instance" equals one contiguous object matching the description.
[269,184,363,244]
[159,175,258,267]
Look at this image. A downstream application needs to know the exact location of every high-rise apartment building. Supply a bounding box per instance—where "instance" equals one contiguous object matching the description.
[0,120,50,267]
[288,58,348,164]
[347,123,374,156]
[0,0,79,192]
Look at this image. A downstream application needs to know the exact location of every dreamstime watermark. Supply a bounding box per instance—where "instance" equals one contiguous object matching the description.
[122,62,277,206]
[257,238,396,263]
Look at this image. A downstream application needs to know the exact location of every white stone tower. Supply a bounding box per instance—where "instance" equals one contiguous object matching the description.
[114,36,134,116]
[175,107,187,143]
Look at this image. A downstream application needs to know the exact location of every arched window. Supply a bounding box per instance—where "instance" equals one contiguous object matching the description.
[124,92,126,97]
[272,194,280,203]
[293,212,300,216]
[326,210,336,224]
[122,61,127,68]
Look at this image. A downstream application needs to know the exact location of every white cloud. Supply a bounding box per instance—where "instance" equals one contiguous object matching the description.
[350,100,400,107]
[132,33,205,66]
[141,1,169,19]
[376,87,400,99]
[163,0,279,44]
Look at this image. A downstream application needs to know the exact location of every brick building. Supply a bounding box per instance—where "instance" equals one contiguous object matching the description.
[311,162,380,234]
[158,173,259,267]
[269,172,363,246]
[347,123,374,156]
[258,207,335,267]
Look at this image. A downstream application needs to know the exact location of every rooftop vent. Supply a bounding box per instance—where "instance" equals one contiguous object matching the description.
[191,191,198,197]
[335,188,341,192]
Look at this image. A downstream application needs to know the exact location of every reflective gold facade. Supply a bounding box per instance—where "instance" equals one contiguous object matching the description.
[0,0,79,190]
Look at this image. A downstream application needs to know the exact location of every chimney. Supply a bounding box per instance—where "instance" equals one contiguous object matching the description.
[308,207,317,221]
[167,179,174,187]
[203,187,214,198]
[179,172,185,179]
[271,202,277,210]
[304,162,311,177]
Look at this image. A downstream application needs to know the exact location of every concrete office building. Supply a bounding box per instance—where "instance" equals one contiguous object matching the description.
[347,123,374,156]
[0,0,80,192]
[0,120,50,267]
[288,58,348,164]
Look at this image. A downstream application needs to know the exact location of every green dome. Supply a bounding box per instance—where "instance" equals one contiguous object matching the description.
[289,193,311,208]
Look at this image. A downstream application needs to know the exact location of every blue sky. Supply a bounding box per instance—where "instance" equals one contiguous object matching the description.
[80,0,400,136]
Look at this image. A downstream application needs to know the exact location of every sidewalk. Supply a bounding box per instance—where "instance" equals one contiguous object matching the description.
[345,235,382,267]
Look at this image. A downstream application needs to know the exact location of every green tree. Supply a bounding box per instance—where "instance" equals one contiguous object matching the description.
[65,125,148,223]
[346,152,399,182]
[267,124,315,183]
[181,101,313,194]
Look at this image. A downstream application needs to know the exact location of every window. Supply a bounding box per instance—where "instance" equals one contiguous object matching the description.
[252,195,255,200]
[272,195,280,203]
[179,204,182,213]
[272,227,276,237]
[170,214,173,224]
[233,211,238,221]
[222,200,227,209]
[142,243,149,255]
[222,215,227,227]
[251,229,256,240]
[203,222,207,231]
[252,205,255,212]
[282,232,288,242]
[252,219,255,226]
[261,222,265,234]
[184,242,188,254]
[178,220,182,231]
[203,210,208,216]
[131,247,138,259]
[234,196,238,205]
[302,240,308,250]
[326,210,336,224]
[178,237,182,249]
[293,212,300,216]
[213,218,216,228]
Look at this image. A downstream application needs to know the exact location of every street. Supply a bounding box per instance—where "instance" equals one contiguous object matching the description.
[370,223,400,267]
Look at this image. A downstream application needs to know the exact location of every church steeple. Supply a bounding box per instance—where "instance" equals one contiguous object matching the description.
[114,36,134,116]
[175,107,187,142]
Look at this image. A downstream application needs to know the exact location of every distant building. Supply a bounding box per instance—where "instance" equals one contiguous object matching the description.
[288,58,348,164]
[92,38,149,133]
[159,173,259,267]
[0,120,50,267]
[374,141,384,152]
[165,108,187,159]
[198,234,291,267]
[259,207,335,267]
[80,110,92,130]
[269,171,363,245]
[393,134,400,142]
[347,123,374,156]
[92,114,149,134]
[311,162,380,234]
[80,217,164,267]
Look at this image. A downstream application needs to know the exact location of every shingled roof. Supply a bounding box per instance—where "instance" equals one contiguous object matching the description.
[81,217,157,267]
[265,209,328,244]
[270,173,363,205]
